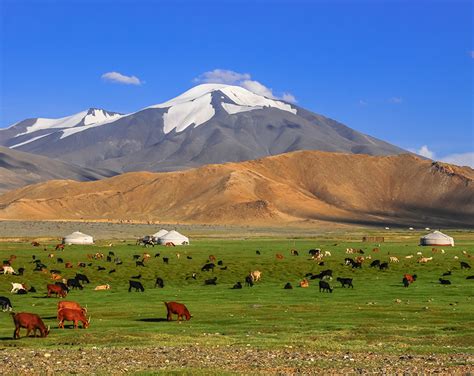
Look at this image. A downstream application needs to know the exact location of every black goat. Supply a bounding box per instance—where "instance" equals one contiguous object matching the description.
[336,277,353,288]
[128,280,145,292]
[319,280,332,293]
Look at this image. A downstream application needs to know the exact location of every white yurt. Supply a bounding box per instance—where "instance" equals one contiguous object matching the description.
[152,229,169,242]
[62,231,94,245]
[158,230,189,245]
[420,231,454,246]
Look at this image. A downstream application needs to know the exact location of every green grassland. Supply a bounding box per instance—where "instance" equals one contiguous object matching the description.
[0,231,473,355]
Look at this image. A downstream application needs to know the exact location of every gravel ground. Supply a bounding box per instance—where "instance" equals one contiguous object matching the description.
[0,346,472,375]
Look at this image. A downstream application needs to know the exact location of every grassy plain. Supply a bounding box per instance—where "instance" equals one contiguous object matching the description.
[0,230,472,359]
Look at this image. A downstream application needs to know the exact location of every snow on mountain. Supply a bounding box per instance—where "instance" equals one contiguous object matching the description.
[147,84,297,134]
[10,133,53,148]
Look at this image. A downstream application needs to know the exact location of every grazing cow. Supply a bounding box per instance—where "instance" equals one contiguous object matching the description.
[67,278,83,290]
[155,277,165,288]
[379,262,389,270]
[75,274,90,284]
[370,260,381,268]
[12,312,50,339]
[291,249,299,256]
[54,282,70,293]
[164,301,191,321]
[94,284,110,290]
[439,278,451,285]
[162,258,169,265]
[460,261,471,269]
[55,244,65,251]
[58,308,90,329]
[11,283,26,293]
[299,279,309,288]
[232,282,242,289]
[201,263,215,272]
[128,280,144,292]
[276,253,284,260]
[47,284,67,298]
[284,282,293,289]
[250,270,262,282]
[337,277,354,288]
[245,275,254,287]
[319,280,333,293]
[205,277,217,285]
[0,296,13,311]
[57,300,87,314]
[3,266,15,275]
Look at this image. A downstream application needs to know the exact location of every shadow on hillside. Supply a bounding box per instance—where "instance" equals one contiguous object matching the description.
[136,318,168,323]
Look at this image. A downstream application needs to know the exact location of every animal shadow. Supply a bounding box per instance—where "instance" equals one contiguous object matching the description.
[136,318,168,323]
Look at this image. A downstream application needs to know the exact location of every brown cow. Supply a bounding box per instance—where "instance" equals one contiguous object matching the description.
[55,244,65,251]
[299,279,309,288]
[57,308,90,329]
[47,284,67,298]
[57,301,87,314]
[31,241,41,247]
[65,262,73,268]
[276,253,284,260]
[11,312,50,339]
[164,301,191,321]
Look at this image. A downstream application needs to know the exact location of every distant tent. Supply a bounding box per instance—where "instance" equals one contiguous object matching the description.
[152,229,169,242]
[62,231,94,245]
[420,231,454,246]
[158,230,189,245]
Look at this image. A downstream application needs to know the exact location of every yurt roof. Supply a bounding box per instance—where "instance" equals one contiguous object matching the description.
[152,229,169,238]
[421,231,453,240]
[160,230,189,241]
[65,231,92,238]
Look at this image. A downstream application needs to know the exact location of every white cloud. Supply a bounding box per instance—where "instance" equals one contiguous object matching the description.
[101,71,142,85]
[416,145,435,159]
[194,69,297,103]
[440,152,474,168]
[389,97,403,104]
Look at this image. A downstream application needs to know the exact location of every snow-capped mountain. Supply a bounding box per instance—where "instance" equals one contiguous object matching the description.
[0,84,406,172]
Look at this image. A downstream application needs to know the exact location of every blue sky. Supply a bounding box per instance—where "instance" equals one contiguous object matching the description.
[1,0,472,165]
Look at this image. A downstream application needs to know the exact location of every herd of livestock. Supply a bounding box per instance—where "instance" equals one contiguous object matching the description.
[1,241,473,339]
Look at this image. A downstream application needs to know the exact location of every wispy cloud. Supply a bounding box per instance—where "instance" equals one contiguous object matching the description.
[441,152,474,168]
[101,71,142,85]
[358,99,368,106]
[194,69,297,103]
[389,97,403,104]
[416,145,435,159]
[410,145,474,168]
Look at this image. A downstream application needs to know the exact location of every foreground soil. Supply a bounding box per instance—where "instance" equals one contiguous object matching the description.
[1,346,472,375]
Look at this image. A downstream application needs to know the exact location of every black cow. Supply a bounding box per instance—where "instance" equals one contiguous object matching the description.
[201,263,215,272]
[67,278,83,290]
[155,277,165,288]
[0,296,13,311]
[154,253,161,258]
[439,278,451,285]
[245,275,254,287]
[232,282,242,289]
[205,277,217,285]
[284,282,293,289]
[379,262,389,270]
[461,261,471,270]
[162,258,169,265]
[75,273,90,284]
[55,281,70,293]
[128,280,145,292]
[370,260,381,268]
[336,277,353,288]
[319,280,333,293]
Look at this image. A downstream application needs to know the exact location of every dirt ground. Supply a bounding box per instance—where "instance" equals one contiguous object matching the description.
[1,346,472,375]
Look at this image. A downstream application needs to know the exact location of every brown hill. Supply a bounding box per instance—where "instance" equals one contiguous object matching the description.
[0,151,472,227]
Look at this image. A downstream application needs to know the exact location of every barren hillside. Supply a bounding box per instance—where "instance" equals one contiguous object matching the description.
[0,151,472,227]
